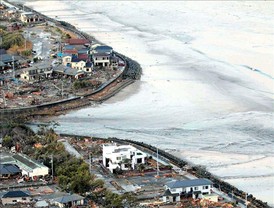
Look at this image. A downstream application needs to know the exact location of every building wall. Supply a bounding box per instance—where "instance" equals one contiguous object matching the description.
[2,197,31,205]
[93,56,110,67]
[167,185,212,195]
[20,69,52,81]
[62,56,72,67]
[71,61,85,70]
[103,144,146,173]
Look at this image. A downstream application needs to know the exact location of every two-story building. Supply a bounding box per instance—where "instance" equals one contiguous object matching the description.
[20,12,41,23]
[20,62,52,81]
[92,53,110,67]
[103,143,147,173]
[163,178,213,202]
[92,45,113,54]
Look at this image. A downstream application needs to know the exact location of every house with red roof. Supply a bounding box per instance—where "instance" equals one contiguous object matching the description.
[66,38,90,46]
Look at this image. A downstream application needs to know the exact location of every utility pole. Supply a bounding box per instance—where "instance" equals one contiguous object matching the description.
[61,81,63,98]
[246,193,248,208]
[12,56,15,79]
[89,152,91,174]
[51,154,54,183]
[156,148,159,176]
[2,90,6,108]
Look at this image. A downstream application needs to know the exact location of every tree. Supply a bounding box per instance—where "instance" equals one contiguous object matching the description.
[137,164,145,172]
[0,32,24,49]
[21,50,32,57]
[91,179,104,190]
[104,190,123,208]
[2,135,13,149]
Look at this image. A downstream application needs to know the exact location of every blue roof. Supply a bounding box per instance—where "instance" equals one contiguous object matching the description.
[166,179,213,189]
[63,45,75,50]
[94,45,113,53]
[78,48,89,54]
[86,62,92,67]
[0,164,21,175]
[57,52,63,57]
[2,191,30,198]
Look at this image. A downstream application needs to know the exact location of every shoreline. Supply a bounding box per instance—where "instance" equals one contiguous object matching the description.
[1,1,272,206]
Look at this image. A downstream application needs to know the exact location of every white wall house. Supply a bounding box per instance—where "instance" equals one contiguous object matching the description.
[103,143,147,173]
[20,66,52,81]
[20,12,40,23]
[62,56,72,67]
[71,60,86,70]
[163,178,213,202]
[93,53,110,67]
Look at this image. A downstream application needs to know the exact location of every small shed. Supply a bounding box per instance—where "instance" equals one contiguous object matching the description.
[163,189,180,202]
[52,194,84,208]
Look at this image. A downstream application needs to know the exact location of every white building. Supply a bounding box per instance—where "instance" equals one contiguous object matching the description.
[163,178,213,202]
[103,143,147,173]
[20,12,41,23]
[0,152,49,179]
[92,53,110,67]
[12,154,49,178]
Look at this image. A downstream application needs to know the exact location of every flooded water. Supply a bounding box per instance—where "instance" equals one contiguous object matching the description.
[15,0,274,205]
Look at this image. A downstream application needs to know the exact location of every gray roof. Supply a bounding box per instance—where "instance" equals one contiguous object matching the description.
[13,154,39,169]
[53,66,85,76]
[33,61,52,69]
[53,194,84,204]
[35,200,49,207]
[166,178,213,189]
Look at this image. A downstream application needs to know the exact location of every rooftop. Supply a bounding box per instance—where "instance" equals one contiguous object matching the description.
[0,164,21,175]
[93,52,110,57]
[0,54,13,63]
[94,45,113,53]
[53,65,85,76]
[0,152,48,172]
[2,190,30,198]
[62,49,78,54]
[166,178,213,189]
[66,38,90,45]
[53,194,84,204]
